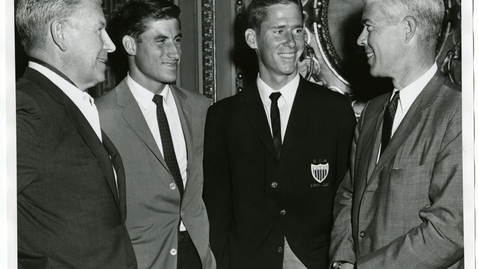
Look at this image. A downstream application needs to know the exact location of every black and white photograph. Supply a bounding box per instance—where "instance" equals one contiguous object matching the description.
[1,0,474,268]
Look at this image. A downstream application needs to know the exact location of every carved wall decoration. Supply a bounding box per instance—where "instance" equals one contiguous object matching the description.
[234,0,247,93]
[202,0,217,102]
[436,0,461,86]
[233,0,258,95]
[302,0,462,103]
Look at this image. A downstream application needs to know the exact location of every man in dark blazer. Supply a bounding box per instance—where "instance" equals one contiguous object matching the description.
[203,0,356,268]
[96,1,216,269]
[329,0,463,268]
[16,0,137,268]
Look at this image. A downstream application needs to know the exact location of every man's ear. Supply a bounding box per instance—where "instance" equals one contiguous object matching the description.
[122,35,137,56]
[50,19,68,51]
[403,16,417,44]
[245,28,258,50]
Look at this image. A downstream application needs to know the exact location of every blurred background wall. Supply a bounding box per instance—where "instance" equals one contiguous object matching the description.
[15,0,462,109]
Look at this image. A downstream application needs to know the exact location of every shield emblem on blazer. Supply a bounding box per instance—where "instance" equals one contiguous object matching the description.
[311,163,329,183]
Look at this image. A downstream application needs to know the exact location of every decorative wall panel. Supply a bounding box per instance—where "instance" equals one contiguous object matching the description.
[202,0,217,102]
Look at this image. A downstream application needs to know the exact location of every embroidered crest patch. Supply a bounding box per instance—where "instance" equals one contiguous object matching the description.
[311,159,329,183]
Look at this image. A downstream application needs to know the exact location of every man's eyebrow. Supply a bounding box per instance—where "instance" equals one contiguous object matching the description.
[270,25,286,30]
[153,34,169,40]
[152,33,183,40]
[270,24,302,30]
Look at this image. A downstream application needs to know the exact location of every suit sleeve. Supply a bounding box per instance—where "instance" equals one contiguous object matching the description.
[16,90,45,194]
[336,97,357,189]
[203,103,232,269]
[329,102,366,265]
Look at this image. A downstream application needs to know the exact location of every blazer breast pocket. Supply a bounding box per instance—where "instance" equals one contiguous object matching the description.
[387,165,432,210]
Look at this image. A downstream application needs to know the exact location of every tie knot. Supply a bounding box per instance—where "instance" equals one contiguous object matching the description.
[388,91,400,111]
[390,91,400,103]
[153,95,163,107]
[269,92,281,103]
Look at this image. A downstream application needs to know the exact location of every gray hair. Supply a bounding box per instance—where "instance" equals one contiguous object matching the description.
[366,0,444,45]
[15,0,92,54]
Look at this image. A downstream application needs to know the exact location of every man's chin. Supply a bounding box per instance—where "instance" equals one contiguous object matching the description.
[82,76,106,91]
[368,66,382,78]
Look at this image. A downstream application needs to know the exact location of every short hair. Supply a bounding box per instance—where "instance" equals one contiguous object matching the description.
[15,0,91,54]
[246,0,303,34]
[117,0,181,42]
[365,0,444,45]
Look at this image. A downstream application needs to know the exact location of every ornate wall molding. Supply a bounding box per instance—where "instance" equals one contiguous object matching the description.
[437,0,461,85]
[202,0,217,103]
[306,0,349,86]
[235,0,246,94]
[303,0,462,101]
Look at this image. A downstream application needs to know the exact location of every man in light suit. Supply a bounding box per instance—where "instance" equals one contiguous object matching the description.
[96,1,215,269]
[203,0,356,268]
[16,0,137,268]
[329,0,463,268]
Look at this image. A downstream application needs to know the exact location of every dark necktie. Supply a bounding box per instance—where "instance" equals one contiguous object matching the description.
[152,95,184,199]
[380,91,400,157]
[270,92,282,159]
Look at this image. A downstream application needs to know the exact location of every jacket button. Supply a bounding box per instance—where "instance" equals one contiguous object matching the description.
[360,231,366,238]
[170,248,177,255]
[271,182,278,188]
[280,210,286,215]
[278,247,283,252]
[170,183,176,190]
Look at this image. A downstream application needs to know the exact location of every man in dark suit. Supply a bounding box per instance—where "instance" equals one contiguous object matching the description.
[96,1,216,269]
[329,0,463,268]
[16,0,137,268]
[203,0,356,268]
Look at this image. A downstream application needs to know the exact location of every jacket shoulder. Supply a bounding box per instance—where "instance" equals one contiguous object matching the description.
[173,85,211,107]
[95,83,128,117]
[95,87,118,106]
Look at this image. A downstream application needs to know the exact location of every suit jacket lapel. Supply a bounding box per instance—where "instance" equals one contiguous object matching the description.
[170,85,197,207]
[27,68,121,208]
[280,78,309,160]
[244,84,278,161]
[363,103,386,183]
[102,131,126,220]
[63,91,121,209]
[116,80,169,172]
[368,72,445,182]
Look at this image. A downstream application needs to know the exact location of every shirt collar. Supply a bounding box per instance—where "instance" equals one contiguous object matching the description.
[29,58,78,87]
[127,73,172,109]
[257,73,300,106]
[393,63,437,112]
[29,61,93,104]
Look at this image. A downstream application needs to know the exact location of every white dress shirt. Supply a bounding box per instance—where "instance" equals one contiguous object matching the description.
[126,74,188,231]
[127,73,188,186]
[257,73,305,269]
[257,73,300,141]
[391,63,438,136]
[378,63,438,160]
[29,61,121,190]
[29,61,103,141]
